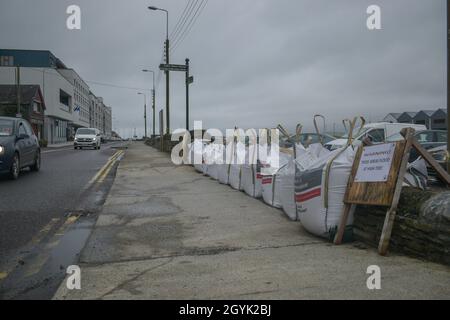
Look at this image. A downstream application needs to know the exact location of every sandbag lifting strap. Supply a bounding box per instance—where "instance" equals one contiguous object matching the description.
[294,124,303,158]
[313,115,326,146]
[323,116,364,209]
[248,129,258,196]
[226,129,238,179]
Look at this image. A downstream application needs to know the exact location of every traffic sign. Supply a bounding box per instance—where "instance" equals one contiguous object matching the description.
[159,64,188,72]
[188,76,194,84]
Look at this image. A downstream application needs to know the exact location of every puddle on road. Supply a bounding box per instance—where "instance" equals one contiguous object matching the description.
[0,214,96,300]
[0,158,123,300]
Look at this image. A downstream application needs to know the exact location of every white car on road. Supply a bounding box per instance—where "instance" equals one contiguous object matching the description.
[74,128,102,150]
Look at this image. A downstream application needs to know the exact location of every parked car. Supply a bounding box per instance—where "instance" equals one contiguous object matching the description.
[0,116,41,180]
[74,128,102,150]
[325,122,427,150]
[428,145,448,176]
[280,133,336,148]
[386,130,448,162]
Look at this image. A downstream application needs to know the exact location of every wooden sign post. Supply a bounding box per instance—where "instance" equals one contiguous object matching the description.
[334,128,415,256]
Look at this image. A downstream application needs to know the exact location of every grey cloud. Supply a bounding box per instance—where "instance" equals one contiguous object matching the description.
[0,0,445,137]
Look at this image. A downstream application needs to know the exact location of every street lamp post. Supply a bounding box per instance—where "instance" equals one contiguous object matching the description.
[142,69,156,137]
[148,6,170,135]
[137,92,147,139]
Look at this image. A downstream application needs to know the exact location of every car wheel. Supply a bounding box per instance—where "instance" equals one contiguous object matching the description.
[9,153,20,180]
[31,151,41,172]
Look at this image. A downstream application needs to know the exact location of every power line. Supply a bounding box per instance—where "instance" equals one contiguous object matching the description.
[171,0,209,53]
[170,0,199,43]
[169,0,195,41]
[85,80,152,92]
[26,67,151,93]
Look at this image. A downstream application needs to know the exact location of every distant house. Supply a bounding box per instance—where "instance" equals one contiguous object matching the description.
[430,109,448,130]
[0,85,46,139]
[413,110,435,129]
[383,113,401,123]
[397,112,417,124]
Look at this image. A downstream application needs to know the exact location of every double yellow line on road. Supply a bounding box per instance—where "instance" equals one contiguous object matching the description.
[0,150,126,283]
[85,149,125,190]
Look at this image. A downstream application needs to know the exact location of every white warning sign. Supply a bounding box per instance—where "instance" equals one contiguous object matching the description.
[354,143,396,183]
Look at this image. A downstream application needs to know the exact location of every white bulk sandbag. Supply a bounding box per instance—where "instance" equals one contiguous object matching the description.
[187,143,194,166]
[229,141,245,190]
[193,140,207,173]
[218,164,230,184]
[217,140,234,185]
[242,163,263,198]
[278,160,297,220]
[208,144,225,181]
[229,163,242,190]
[240,144,260,197]
[278,144,320,221]
[262,152,291,208]
[295,146,356,239]
[202,144,213,176]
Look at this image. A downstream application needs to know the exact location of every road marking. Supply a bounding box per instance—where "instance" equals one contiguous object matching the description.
[0,272,8,281]
[54,214,80,236]
[88,150,121,184]
[30,218,60,245]
[97,150,124,184]
[23,253,50,278]
[83,150,124,190]
[0,218,61,282]
[23,214,80,277]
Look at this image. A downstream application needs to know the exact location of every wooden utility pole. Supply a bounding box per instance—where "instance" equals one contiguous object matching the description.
[16,66,21,118]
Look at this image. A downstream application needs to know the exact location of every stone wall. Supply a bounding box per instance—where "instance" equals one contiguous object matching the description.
[353,188,450,265]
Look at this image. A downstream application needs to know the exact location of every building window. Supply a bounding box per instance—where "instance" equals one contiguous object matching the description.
[59,90,71,112]
[433,119,445,124]
[0,56,14,66]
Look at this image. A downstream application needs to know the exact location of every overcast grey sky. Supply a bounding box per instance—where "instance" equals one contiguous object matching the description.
[0,0,446,137]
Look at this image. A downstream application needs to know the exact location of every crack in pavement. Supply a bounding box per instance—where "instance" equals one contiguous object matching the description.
[98,258,175,299]
[78,241,326,267]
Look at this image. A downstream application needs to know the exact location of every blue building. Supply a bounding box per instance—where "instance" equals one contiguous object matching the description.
[0,49,67,69]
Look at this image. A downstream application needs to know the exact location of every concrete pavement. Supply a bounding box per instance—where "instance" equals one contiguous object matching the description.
[54,142,450,300]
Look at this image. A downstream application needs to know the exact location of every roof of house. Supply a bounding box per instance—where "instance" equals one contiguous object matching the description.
[415,110,436,117]
[0,85,46,109]
[432,108,447,116]
[384,113,402,119]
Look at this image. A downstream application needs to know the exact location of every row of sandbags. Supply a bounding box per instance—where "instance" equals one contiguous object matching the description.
[186,125,428,241]
[187,137,356,240]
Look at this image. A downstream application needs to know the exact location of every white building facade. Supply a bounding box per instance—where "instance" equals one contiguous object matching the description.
[58,68,90,132]
[0,50,114,144]
[0,66,74,144]
[89,93,112,139]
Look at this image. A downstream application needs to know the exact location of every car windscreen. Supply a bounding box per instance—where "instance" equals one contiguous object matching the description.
[386,132,404,142]
[77,129,96,135]
[342,127,370,139]
[0,119,14,136]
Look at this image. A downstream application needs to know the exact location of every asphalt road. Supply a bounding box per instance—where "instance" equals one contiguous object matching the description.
[0,141,126,299]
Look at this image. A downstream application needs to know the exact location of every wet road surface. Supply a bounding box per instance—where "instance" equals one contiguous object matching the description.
[0,142,127,299]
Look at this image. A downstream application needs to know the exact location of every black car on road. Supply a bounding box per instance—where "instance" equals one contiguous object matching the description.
[0,116,41,180]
